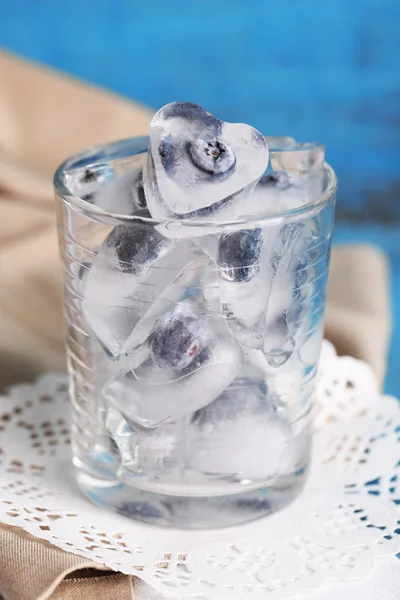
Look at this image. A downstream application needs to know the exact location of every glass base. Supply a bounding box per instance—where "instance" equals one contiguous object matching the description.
[76,466,308,529]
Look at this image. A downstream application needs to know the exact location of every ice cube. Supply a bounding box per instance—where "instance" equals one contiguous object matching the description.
[236,141,325,220]
[189,378,291,480]
[218,222,308,356]
[121,253,211,354]
[199,267,221,314]
[193,233,220,262]
[217,227,275,348]
[270,141,325,203]
[84,422,122,479]
[143,102,269,221]
[263,223,304,367]
[242,171,315,217]
[106,405,134,466]
[64,163,114,204]
[131,420,181,474]
[104,303,243,427]
[106,407,181,474]
[94,167,149,216]
[241,347,270,379]
[82,222,204,358]
[270,141,325,174]
[286,226,315,339]
[277,222,326,375]
[265,135,296,149]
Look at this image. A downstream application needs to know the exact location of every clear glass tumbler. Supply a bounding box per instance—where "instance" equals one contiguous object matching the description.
[54,137,336,528]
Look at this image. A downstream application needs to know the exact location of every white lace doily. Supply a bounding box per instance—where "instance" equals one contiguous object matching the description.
[0,341,399,600]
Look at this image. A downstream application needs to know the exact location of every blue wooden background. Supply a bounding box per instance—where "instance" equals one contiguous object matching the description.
[1,0,399,393]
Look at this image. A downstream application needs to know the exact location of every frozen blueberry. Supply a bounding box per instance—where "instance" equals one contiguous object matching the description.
[79,170,98,201]
[78,261,91,281]
[107,223,171,275]
[64,164,114,204]
[258,171,293,191]
[81,192,95,203]
[191,378,270,427]
[149,312,204,371]
[218,228,263,282]
[161,101,221,135]
[235,497,272,513]
[129,166,148,212]
[189,138,236,175]
[158,135,179,176]
[81,168,99,183]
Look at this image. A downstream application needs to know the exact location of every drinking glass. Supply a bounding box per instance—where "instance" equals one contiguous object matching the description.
[54,137,336,528]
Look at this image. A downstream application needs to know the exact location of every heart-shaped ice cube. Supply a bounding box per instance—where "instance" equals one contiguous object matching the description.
[143,102,269,221]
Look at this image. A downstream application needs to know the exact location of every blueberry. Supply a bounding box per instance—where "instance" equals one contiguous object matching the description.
[259,171,292,191]
[189,138,236,175]
[78,261,91,281]
[252,128,267,148]
[133,184,149,214]
[106,224,170,275]
[192,378,269,427]
[158,135,179,176]
[82,192,95,203]
[218,228,263,282]
[149,312,203,371]
[80,168,99,183]
[129,167,148,212]
[235,497,272,512]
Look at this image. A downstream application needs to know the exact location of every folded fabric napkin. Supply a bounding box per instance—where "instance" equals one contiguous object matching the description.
[0,50,392,600]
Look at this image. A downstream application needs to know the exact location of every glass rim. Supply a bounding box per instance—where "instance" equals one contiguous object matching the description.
[54,136,337,229]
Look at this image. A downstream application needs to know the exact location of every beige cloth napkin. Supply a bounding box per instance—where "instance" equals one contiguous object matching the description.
[0,50,392,600]
[0,49,152,391]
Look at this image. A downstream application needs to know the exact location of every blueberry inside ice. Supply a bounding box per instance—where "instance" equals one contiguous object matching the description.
[161,101,220,127]
[189,138,236,175]
[218,228,263,282]
[107,224,169,275]
[132,175,147,210]
[80,168,99,183]
[258,171,292,191]
[149,313,203,371]
[191,378,269,427]
[158,136,178,176]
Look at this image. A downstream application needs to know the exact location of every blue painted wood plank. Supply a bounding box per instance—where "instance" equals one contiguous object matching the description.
[1,0,399,219]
